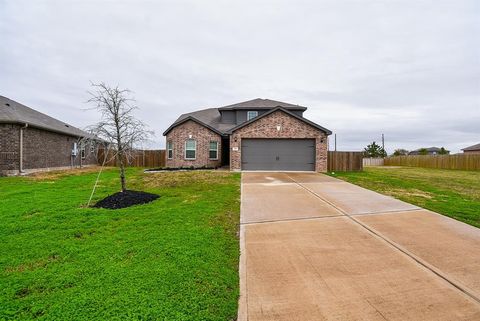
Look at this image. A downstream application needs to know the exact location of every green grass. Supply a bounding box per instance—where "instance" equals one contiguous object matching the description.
[0,168,241,320]
[330,166,480,228]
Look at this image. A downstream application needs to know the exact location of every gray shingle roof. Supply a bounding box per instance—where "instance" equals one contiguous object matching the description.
[163,108,230,136]
[419,147,442,152]
[462,143,480,151]
[408,147,446,155]
[163,99,331,136]
[0,95,91,137]
[218,98,307,110]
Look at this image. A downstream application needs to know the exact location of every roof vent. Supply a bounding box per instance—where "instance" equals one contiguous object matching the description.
[5,103,10,106]
[65,124,70,127]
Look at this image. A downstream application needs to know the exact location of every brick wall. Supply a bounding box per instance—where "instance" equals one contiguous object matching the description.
[165,120,223,168]
[0,124,21,174]
[0,124,97,175]
[230,110,328,172]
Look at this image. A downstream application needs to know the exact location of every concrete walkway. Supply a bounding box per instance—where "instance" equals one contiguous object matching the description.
[238,172,480,321]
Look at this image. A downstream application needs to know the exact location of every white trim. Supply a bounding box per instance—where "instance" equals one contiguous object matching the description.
[167,141,173,159]
[209,141,219,160]
[247,110,258,121]
[184,139,196,160]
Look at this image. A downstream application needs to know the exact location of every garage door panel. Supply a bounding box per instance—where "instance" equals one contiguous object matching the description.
[241,139,315,171]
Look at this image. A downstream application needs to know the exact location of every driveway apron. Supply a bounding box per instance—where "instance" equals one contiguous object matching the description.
[238,172,480,321]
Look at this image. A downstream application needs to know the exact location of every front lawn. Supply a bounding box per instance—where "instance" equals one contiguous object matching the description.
[331,166,480,228]
[0,168,240,320]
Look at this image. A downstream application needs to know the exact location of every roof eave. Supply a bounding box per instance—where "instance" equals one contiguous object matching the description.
[163,116,225,136]
[0,120,90,138]
[461,144,480,151]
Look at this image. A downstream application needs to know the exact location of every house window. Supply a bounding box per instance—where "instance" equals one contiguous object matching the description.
[209,141,218,159]
[247,111,258,121]
[167,141,173,159]
[185,139,196,159]
[80,143,86,159]
[90,142,95,154]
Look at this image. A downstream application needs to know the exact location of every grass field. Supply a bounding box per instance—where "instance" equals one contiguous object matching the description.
[331,166,480,228]
[0,168,241,320]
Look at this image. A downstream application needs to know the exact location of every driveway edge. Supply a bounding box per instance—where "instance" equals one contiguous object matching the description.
[238,174,248,321]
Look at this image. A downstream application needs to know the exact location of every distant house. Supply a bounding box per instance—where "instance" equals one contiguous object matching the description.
[408,147,449,155]
[0,96,99,176]
[462,143,480,154]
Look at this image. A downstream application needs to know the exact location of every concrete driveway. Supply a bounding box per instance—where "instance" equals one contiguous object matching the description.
[239,172,480,321]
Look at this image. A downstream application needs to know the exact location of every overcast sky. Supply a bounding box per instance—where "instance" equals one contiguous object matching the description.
[1,0,479,152]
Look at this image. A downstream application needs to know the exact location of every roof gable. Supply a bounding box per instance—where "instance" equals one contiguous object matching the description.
[228,107,332,135]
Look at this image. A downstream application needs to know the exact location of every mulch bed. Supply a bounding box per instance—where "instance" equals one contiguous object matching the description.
[94,190,160,209]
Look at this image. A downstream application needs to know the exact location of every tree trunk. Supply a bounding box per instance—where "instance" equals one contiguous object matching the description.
[117,150,127,192]
[119,161,126,192]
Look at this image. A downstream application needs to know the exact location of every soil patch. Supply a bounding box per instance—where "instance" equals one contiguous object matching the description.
[94,190,159,209]
[28,166,106,181]
[145,166,216,172]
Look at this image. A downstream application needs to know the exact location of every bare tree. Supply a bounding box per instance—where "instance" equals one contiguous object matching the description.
[87,82,152,192]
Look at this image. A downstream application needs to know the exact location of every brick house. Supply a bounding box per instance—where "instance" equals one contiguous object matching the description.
[408,147,449,155]
[0,96,98,176]
[163,98,332,172]
[462,143,480,154]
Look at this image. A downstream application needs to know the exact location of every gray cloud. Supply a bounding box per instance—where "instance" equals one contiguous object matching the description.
[1,0,478,152]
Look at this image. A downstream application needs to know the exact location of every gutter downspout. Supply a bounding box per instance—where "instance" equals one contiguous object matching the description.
[19,123,28,174]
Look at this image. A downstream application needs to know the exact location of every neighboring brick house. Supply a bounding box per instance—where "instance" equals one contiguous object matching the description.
[408,147,449,155]
[163,98,332,172]
[462,143,480,154]
[0,96,98,176]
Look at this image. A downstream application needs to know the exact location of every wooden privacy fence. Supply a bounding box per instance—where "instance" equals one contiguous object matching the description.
[328,151,363,171]
[363,157,385,166]
[98,149,166,168]
[385,154,480,170]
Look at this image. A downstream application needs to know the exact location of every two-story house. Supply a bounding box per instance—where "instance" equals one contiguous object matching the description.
[163,98,332,172]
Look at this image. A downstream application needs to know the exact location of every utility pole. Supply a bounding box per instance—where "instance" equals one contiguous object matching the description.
[382,133,385,155]
[334,134,337,152]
